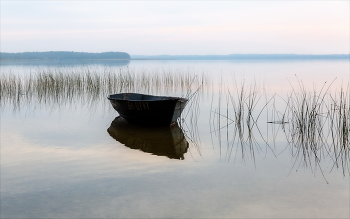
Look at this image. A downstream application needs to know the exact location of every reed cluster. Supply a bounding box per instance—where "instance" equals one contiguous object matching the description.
[0,67,208,110]
[209,78,349,176]
[210,79,271,164]
[279,80,350,180]
[1,68,348,176]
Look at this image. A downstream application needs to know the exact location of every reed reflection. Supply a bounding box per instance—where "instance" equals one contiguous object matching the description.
[107,117,189,160]
[209,78,349,181]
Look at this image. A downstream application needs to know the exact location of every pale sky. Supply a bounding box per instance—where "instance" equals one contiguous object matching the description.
[1,1,349,55]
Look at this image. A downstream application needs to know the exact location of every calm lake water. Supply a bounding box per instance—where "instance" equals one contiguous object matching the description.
[1,59,349,218]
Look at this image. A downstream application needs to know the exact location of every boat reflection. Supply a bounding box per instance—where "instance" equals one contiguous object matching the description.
[107,117,189,160]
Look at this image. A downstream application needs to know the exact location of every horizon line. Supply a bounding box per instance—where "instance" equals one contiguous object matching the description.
[1,52,349,56]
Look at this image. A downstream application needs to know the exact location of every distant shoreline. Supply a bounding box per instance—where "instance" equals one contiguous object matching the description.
[1,52,349,60]
[131,54,350,60]
[0,59,131,61]
[0,51,130,60]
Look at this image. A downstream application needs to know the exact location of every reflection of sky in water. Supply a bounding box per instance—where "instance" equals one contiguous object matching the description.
[1,60,349,218]
[127,59,349,87]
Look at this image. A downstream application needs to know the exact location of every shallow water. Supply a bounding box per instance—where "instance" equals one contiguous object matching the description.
[1,59,349,218]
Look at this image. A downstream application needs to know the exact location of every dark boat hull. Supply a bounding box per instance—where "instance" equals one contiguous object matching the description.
[107,93,188,126]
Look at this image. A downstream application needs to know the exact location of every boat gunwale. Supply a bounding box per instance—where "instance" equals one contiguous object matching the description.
[107,93,188,102]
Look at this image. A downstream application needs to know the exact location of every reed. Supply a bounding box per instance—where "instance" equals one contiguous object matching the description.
[209,78,271,163]
[0,67,209,111]
[207,76,349,177]
[1,68,349,176]
[326,83,350,175]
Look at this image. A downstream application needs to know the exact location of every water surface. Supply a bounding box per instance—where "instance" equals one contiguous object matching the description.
[1,59,349,218]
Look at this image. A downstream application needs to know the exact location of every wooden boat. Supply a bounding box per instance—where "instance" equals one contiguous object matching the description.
[107,117,189,159]
[107,93,188,126]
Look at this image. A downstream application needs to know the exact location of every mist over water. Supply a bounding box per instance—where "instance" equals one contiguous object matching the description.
[1,59,349,218]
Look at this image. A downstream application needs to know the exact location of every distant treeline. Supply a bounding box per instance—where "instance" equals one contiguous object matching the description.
[1,52,349,60]
[0,51,130,60]
[131,54,350,60]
